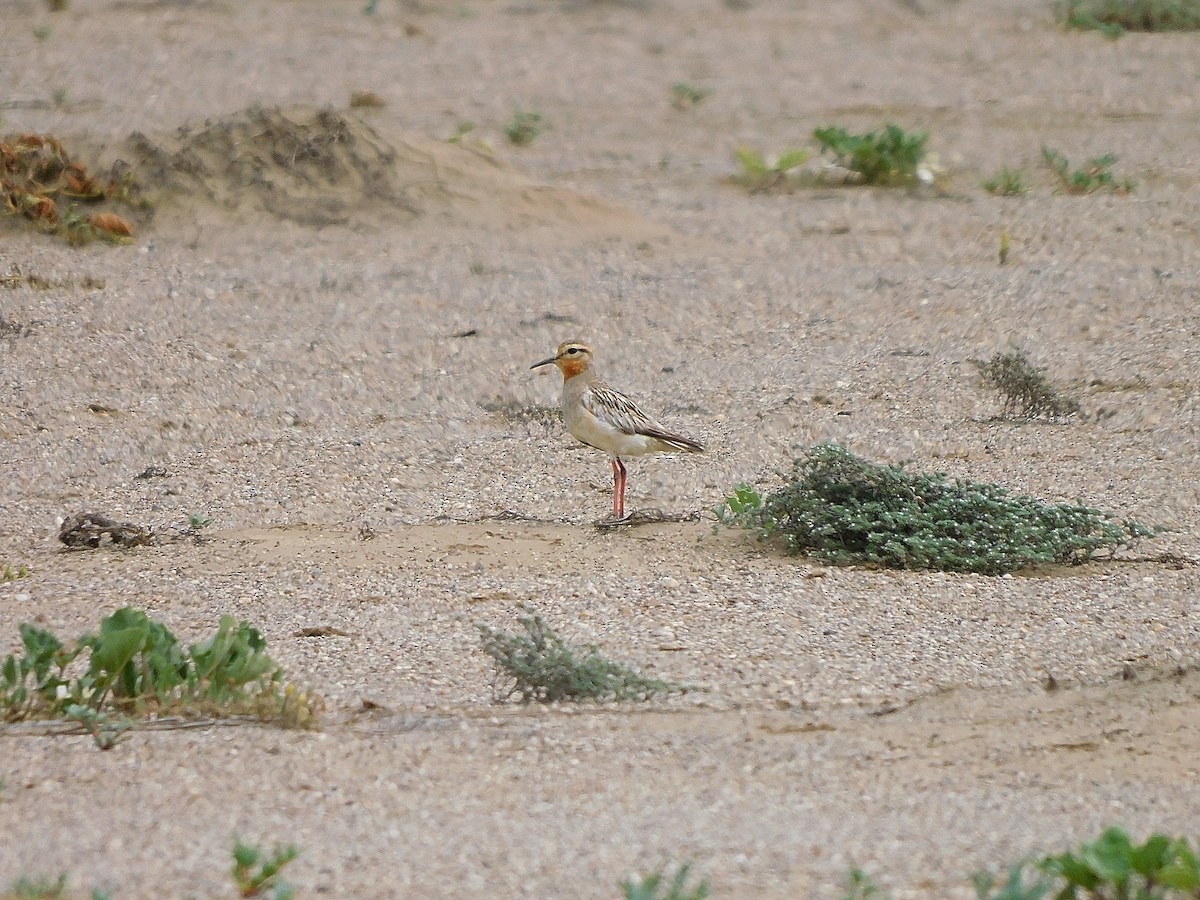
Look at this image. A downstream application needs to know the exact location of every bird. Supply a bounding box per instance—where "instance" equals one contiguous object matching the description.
[530,340,703,520]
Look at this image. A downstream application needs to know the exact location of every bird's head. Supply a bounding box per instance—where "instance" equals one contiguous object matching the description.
[530,341,594,379]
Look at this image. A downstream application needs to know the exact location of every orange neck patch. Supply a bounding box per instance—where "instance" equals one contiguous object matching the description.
[557,357,588,380]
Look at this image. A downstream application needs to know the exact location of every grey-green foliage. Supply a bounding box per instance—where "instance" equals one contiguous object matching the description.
[717,443,1156,575]
[1058,0,1200,35]
[622,861,711,900]
[477,606,689,703]
[972,349,1081,420]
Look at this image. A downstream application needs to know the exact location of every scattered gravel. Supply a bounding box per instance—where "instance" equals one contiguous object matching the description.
[1,0,1198,896]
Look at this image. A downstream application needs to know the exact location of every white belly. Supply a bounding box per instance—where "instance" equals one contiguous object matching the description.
[563,397,660,457]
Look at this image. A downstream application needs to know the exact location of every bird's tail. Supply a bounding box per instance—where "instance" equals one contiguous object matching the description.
[639,426,704,453]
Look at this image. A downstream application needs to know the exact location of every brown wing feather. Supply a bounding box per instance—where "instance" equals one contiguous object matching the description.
[584,383,704,452]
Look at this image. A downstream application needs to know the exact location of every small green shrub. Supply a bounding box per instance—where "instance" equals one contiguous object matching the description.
[477,606,690,703]
[622,861,710,900]
[504,108,543,146]
[1058,0,1200,34]
[813,123,928,185]
[232,838,300,899]
[731,146,812,193]
[5,875,69,900]
[842,867,886,899]
[2,875,109,900]
[971,861,1050,899]
[0,562,29,583]
[975,826,1200,899]
[717,443,1156,575]
[1042,147,1135,194]
[983,166,1027,196]
[972,349,1081,420]
[669,82,712,110]
[1042,826,1199,897]
[64,704,133,751]
[0,608,321,727]
[447,121,475,143]
[187,512,214,531]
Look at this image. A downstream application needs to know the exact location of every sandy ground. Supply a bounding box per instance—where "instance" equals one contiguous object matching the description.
[2,0,1200,896]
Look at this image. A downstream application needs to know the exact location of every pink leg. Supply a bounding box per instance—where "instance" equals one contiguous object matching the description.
[610,459,621,517]
[615,457,627,518]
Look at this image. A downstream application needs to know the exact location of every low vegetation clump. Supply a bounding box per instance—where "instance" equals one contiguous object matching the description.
[717,443,1156,575]
[1,133,142,245]
[447,121,476,144]
[813,123,929,186]
[669,82,712,110]
[731,146,812,193]
[1042,147,1135,194]
[972,349,1082,420]
[504,108,543,146]
[842,867,886,899]
[0,562,29,583]
[1,607,321,728]
[4,839,298,899]
[622,860,710,900]
[974,826,1200,899]
[1058,0,1200,35]
[477,606,690,703]
[982,166,1027,196]
[232,838,300,899]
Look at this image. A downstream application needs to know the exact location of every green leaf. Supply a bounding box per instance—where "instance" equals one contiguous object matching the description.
[1158,840,1200,890]
[190,617,279,702]
[1081,826,1133,883]
[233,838,260,869]
[1041,850,1095,889]
[734,147,768,176]
[776,149,810,172]
[1128,832,1171,877]
[88,626,148,703]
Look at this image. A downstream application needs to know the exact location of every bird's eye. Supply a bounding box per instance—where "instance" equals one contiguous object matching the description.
[566,348,579,355]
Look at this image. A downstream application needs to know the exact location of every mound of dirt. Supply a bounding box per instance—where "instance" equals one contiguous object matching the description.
[123,105,671,243]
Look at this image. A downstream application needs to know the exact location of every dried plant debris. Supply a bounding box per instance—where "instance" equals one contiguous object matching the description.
[0,314,35,338]
[972,349,1082,420]
[481,398,560,427]
[0,265,105,290]
[125,105,417,226]
[1,133,142,245]
[58,512,153,549]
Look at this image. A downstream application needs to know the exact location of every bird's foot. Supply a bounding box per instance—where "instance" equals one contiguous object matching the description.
[594,508,687,530]
[595,511,635,529]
